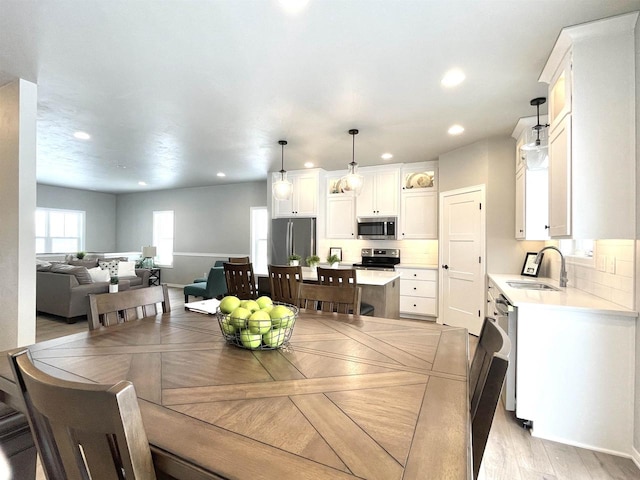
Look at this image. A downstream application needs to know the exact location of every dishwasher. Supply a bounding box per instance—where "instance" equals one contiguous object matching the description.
[495,294,517,411]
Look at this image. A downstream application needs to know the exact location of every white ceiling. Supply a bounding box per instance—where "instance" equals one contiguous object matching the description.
[1,0,639,194]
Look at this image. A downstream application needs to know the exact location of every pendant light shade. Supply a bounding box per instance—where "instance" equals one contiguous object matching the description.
[340,129,364,195]
[521,97,550,171]
[272,140,293,201]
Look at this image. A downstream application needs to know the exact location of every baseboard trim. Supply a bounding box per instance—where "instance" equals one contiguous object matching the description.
[631,446,640,470]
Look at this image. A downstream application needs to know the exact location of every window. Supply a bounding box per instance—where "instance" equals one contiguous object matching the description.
[35,208,85,254]
[153,211,174,267]
[251,207,268,275]
[559,239,594,258]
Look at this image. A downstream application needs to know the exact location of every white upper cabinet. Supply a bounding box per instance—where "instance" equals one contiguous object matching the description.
[511,117,549,240]
[272,169,321,218]
[539,12,637,239]
[400,162,438,239]
[356,166,400,217]
[325,174,356,238]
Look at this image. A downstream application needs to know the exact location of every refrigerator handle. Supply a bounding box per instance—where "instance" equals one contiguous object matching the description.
[289,220,294,257]
[286,220,293,258]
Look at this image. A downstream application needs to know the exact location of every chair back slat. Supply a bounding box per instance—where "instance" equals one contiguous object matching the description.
[469,317,510,479]
[316,267,356,287]
[88,285,170,330]
[228,256,250,264]
[224,262,258,299]
[268,265,302,304]
[8,348,156,480]
[297,283,361,315]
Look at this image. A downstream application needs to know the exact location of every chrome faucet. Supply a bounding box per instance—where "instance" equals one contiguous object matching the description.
[535,246,567,287]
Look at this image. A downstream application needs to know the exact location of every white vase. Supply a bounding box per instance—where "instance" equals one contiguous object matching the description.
[109,284,118,293]
[290,260,299,266]
[331,262,339,269]
[309,264,318,272]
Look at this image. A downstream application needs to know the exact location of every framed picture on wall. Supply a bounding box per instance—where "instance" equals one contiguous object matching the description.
[329,247,342,261]
[521,252,543,277]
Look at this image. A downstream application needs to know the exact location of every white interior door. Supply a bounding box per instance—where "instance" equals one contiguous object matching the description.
[439,186,485,336]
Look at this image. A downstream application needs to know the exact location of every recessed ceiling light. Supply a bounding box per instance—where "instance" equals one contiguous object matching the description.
[73,131,91,140]
[448,124,465,135]
[441,69,466,88]
[217,172,226,177]
[278,0,309,15]
[304,162,314,168]
[381,153,393,160]
[138,181,147,186]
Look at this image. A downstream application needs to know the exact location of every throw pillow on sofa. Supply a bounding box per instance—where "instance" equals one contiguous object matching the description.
[117,261,136,277]
[50,264,93,285]
[69,258,99,268]
[88,267,111,283]
[98,260,120,276]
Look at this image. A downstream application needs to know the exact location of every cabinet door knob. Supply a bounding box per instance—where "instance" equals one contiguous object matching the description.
[413,287,417,290]
[442,264,449,270]
[545,225,550,230]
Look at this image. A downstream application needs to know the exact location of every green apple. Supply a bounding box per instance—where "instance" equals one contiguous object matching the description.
[220,316,235,335]
[230,307,251,329]
[270,305,294,328]
[261,305,273,314]
[220,296,241,314]
[256,296,273,309]
[241,299,260,313]
[248,310,272,334]
[262,328,286,348]
[239,329,262,349]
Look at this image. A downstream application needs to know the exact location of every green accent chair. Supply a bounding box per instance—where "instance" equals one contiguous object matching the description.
[184,267,226,303]
[193,261,226,283]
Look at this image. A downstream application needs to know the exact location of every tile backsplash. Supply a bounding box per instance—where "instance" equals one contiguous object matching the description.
[545,239,634,309]
[316,239,438,266]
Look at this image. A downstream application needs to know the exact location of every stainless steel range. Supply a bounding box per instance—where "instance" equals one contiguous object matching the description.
[352,248,400,271]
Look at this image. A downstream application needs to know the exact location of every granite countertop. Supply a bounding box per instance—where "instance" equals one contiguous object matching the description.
[488,273,637,317]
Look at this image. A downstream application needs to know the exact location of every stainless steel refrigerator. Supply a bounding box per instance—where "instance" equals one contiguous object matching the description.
[271,217,316,266]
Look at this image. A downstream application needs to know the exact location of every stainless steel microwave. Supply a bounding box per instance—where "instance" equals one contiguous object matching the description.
[356,217,397,240]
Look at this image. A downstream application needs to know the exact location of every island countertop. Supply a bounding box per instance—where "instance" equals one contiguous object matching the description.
[488,273,637,317]
[301,267,401,286]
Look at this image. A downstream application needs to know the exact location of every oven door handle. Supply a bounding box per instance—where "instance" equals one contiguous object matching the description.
[495,295,513,315]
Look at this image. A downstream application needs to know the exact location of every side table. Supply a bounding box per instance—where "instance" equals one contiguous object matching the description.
[148,268,161,286]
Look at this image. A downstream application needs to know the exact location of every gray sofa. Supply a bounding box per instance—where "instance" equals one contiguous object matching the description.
[36,257,150,322]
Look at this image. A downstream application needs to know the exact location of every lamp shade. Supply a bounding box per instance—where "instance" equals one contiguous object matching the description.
[142,246,157,258]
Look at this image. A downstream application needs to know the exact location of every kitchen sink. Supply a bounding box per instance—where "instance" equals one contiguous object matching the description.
[506,281,560,291]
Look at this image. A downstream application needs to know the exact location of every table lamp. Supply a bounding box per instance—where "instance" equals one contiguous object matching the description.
[142,246,157,268]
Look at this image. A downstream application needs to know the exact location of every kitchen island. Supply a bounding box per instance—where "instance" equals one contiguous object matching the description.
[488,274,637,457]
[258,267,401,319]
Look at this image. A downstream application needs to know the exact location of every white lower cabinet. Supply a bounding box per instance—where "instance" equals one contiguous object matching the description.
[397,267,437,319]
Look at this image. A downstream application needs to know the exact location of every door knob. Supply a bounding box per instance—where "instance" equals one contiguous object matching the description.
[442,264,449,270]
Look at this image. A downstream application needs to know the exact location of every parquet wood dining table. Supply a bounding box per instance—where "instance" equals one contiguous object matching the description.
[0,308,472,480]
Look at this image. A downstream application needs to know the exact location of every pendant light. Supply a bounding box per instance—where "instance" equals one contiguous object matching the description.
[272,140,293,200]
[340,129,364,195]
[521,97,550,171]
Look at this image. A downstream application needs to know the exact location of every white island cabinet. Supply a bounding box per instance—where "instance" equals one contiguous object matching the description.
[488,274,637,456]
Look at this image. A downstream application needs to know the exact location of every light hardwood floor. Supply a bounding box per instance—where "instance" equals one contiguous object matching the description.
[33,288,640,480]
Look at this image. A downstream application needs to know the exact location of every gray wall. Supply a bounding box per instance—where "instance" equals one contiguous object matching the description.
[439,137,534,275]
[116,181,267,285]
[37,184,117,252]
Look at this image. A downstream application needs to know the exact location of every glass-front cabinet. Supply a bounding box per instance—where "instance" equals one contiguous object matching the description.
[400,162,438,239]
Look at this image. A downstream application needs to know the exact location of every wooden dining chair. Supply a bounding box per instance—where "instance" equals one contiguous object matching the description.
[297,283,361,315]
[469,317,511,479]
[88,284,171,330]
[223,262,258,299]
[8,348,156,480]
[228,256,250,264]
[316,267,375,316]
[268,265,303,304]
